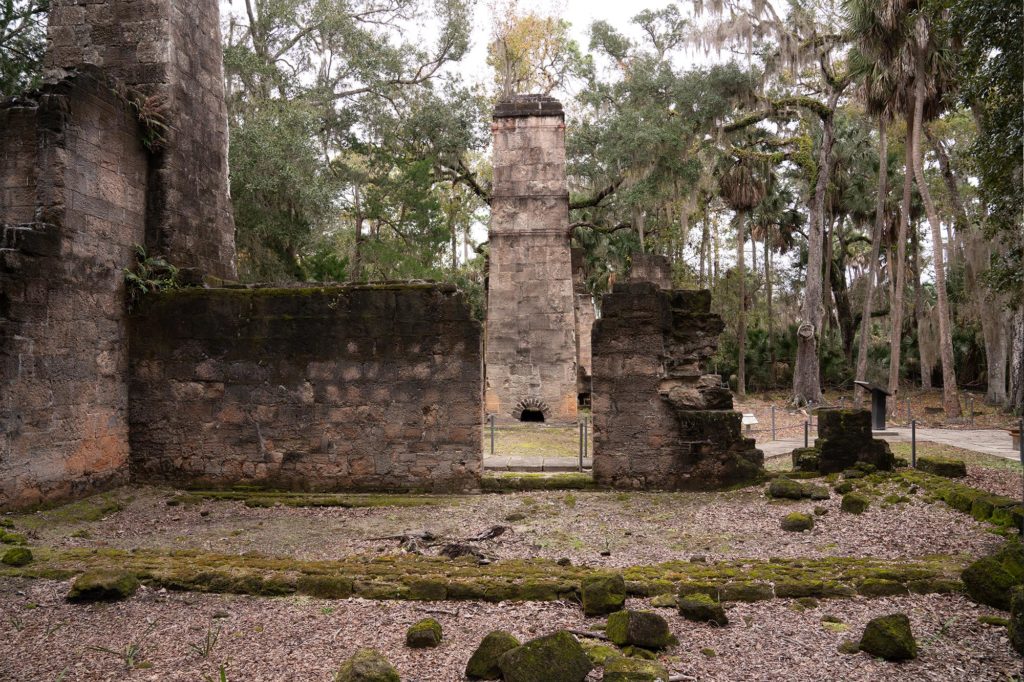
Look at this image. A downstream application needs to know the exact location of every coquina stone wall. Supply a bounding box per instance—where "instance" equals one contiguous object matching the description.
[592,282,763,490]
[128,284,483,492]
[46,0,236,279]
[485,96,578,423]
[1,69,148,509]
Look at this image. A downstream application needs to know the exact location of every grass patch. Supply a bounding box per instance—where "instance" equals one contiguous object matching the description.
[890,443,1022,472]
[172,491,459,509]
[481,472,598,492]
[12,492,127,531]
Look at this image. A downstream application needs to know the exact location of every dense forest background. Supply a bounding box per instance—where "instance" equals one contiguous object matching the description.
[1,0,1021,414]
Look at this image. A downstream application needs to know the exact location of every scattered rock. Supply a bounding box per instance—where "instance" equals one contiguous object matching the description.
[557,557,572,567]
[581,574,626,616]
[602,656,669,682]
[917,456,967,478]
[808,485,830,500]
[497,630,593,682]
[1,546,32,567]
[962,540,1024,610]
[504,512,527,522]
[767,477,807,500]
[976,615,1009,627]
[833,481,854,494]
[466,630,520,679]
[66,570,140,602]
[780,512,814,532]
[578,639,620,666]
[791,448,820,472]
[858,613,917,661]
[813,506,828,516]
[406,617,442,648]
[621,645,657,660]
[606,610,674,650]
[336,649,400,682]
[650,593,676,608]
[857,579,909,597]
[678,593,728,626]
[837,640,860,655]
[841,493,869,514]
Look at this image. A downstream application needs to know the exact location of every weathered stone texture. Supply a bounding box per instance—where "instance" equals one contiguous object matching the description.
[572,249,595,397]
[46,0,236,279]
[1,69,147,509]
[128,284,483,492]
[486,96,577,423]
[792,408,894,473]
[592,282,763,490]
[627,253,672,289]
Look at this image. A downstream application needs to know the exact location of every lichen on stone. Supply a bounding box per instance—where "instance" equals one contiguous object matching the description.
[405,617,443,648]
[336,649,400,682]
[497,630,593,682]
[581,573,626,616]
[858,613,917,661]
[466,630,521,679]
[677,593,728,626]
[781,512,814,532]
[605,610,674,650]
[66,570,139,602]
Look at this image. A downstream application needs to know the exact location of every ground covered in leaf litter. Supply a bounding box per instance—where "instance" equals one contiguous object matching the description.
[6,479,1004,568]
[0,579,1017,681]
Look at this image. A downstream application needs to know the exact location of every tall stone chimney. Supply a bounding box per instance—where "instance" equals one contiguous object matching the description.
[485,95,578,423]
[45,0,237,279]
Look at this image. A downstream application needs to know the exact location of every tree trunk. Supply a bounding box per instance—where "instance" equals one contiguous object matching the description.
[449,211,458,271]
[1010,306,1024,415]
[926,128,966,267]
[767,239,775,385]
[793,93,839,406]
[634,206,646,254]
[350,185,364,282]
[912,222,934,389]
[911,77,961,417]
[964,231,1011,404]
[854,118,888,406]
[829,236,855,364]
[888,109,914,398]
[699,207,709,287]
[736,210,747,398]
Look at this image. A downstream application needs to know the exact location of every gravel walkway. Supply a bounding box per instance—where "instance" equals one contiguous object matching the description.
[0,579,1017,681]
[11,485,1004,569]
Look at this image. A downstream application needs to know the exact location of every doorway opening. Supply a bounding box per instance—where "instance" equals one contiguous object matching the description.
[520,408,545,422]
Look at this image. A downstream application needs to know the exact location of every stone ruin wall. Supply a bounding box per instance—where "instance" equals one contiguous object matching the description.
[592,282,763,490]
[1,69,148,508]
[46,0,236,279]
[129,285,483,493]
[485,96,578,423]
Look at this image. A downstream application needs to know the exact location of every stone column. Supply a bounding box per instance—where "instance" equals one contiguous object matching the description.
[486,96,578,423]
[45,0,237,279]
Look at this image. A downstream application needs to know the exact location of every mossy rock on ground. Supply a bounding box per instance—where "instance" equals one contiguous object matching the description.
[650,593,676,608]
[336,649,400,682]
[497,630,593,682]
[1,546,32,567]
[406,617,442,648]
[678,593,727,626]
[466,630,520,679]
[916,456,967,479]
[66,570,139,602]
[579,639,620,666]
[767,477,809,500]
[0,530,27,545]
[606,610,674,650]
[841,493,869,514]
[791,448,820,472]
[857,579,909,597]
[602,656,669,682]
[1009,587,1024,656]
[834,481,854,494]
[961,540,1024,610]
[808,485,830,501]
[296,574,353,599]
[781,512,814,532]
[858,613,917,661]
[581,574,626,616]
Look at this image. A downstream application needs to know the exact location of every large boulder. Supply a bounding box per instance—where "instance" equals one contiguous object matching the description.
[466,631,520,679]
[677,593,728,626]
[336,649,400,682]
[603,656,670,682]
[405,617,442,648]
[581,574,626,616]
[606,610,674,650]
[858,613,917,661]
[497,631,593,682]
[962,540,1024,610]
[66,570,139,602]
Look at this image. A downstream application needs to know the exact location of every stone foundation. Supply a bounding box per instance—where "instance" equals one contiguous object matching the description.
[1,69,147,509]
[792,409,894,474]
[128,284,483,492]
[592,282,763,490]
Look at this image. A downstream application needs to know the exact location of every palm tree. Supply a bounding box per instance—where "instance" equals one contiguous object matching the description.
[718,157,767,398]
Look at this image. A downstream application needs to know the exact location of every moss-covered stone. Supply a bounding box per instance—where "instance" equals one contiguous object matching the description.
[578,639,620,666]
[962,540,1024,610]
[841,493,869,514]
[66,570,139,602]
[606,610,674,650]
[336,649,400,682]
[602,656,669,682]
[858,613,917,661]
[497,631,593,682]
[791,448,820,472]
[857,579,909,597]
[834,481,854,494]
[720,581,773,602]
[650,593,676,608]
[582,574,626,616]
[767,478,807,500]
[0,530,27,545]
[837,640,861,655]
[406,617,442,648]
[1009,586,1024,656]
[466,631,520,679]
[1,546,32,567]
[296,574,353,599]
[917,456,967,478]
[977,615,1009,627]
[678,593,727,626]
[808,485,831,501]
[781,512,814,532]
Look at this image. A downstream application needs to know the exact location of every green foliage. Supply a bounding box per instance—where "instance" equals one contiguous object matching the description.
[0,1,48,96]
[124,246,179,308]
